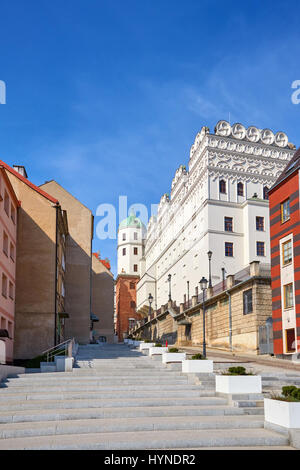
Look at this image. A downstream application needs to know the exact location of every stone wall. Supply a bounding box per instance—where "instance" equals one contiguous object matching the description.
[132,276,272,355]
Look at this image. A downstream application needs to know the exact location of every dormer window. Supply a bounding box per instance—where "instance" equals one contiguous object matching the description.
[237,182,244,196]
[219,180,226,194]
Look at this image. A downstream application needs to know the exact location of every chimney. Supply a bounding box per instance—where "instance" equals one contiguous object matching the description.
[13,166,28,179]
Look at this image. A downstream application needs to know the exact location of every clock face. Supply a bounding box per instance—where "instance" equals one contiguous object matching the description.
[215,120,231,137]
[246,126,261,142]
[275,131,288,148]
[232,123,246,139]
[261,129,275,145]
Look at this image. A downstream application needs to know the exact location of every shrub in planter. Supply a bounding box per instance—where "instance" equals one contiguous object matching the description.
[144,339,152,343]
[222,366,253,376]
[216,366,261,394]
[155,343,162,347]
[168,347,179,353]
[182,353,213,373]
[190,353,205,360]
[265,386,300,428]
[282,385,298,398]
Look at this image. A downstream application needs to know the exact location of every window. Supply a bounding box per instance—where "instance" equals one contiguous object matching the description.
[286,328,296,352]
[7,321,13,338]
[130,301,136,309]
[129,282,135,289]
[10,243,15,262]
[2,273,7,298]
[225,242,233,257]
[256,217,264,231]
[219,179,226,194]
[11,204,16,224]
[4,191,9,216]
[256,241,265,256]
[281,199,290,223]
[133,264,138,272]
[9,281,13,300]
[3,232,8,256]
[134,232,138,241]
[284,283,294,309]
[224,217,233,232]
[122,248,126,256]
[237,182,244,196]
[263,187,269,200]
[122,233,126,241]
[243,289,253,315]
[282,240,292,266]
[134,247,138,255]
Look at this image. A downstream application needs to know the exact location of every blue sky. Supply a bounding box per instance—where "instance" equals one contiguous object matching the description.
[0,0,299,276]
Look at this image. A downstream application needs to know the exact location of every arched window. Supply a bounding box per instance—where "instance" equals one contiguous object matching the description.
[219,179,226,194]
[263,186,269,200]
[237,182,244,196]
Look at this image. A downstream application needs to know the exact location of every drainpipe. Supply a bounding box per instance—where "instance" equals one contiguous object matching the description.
[54,203,59,347]
[226,290,233,352]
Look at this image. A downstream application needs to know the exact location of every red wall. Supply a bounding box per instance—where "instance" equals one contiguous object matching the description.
[269,171,300,355]
[115,275,140,341]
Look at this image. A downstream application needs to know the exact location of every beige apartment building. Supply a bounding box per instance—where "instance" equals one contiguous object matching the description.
[40,181,94,345]
[91,253,114,343]
[1,162,69,359]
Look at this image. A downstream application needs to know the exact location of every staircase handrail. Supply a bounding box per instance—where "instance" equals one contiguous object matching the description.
[42,338,75,363]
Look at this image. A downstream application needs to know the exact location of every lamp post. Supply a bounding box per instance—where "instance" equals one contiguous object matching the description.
[148,293,153,317]
[207,251,213,288]
[168,274,172,301]
[187,281,190,307]
[199,276,208,358]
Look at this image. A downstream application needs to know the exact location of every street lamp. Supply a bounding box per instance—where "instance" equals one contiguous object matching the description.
[187,281,190,307]
[167,274,172,301]
[148,293,153,317]
[199,276,208,358]
[207,251,213,288]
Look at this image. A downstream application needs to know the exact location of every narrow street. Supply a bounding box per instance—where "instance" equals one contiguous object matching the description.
[0,344,296,450]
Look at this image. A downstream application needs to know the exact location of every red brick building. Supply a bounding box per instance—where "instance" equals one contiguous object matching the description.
[269,147,300,358]
[115,274,140,341]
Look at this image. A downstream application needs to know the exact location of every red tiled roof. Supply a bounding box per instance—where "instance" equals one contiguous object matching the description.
[0,160,59,204]
[93,252,111,270]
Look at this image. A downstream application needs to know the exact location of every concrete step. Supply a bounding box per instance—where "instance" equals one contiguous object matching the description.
[1,377,188,387]
[0,384,205,393]
[0,415,264,439]
[0,428,289,449]
[0,404,248,424]
[0,396,229,412]
[0,389,216,402]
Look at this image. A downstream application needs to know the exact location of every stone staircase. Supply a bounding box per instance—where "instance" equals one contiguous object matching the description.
[0,344,294,450]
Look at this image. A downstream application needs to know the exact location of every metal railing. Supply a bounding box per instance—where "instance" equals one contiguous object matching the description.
[42,338,75,363]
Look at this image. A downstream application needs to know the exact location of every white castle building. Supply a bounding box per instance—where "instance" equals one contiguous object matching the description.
[136,121,296,313]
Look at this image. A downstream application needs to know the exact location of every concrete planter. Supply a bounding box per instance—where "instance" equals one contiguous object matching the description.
[264,398,300,429]
[216,375,262,394]
[139,343,155,351]
[162,352,186,364]
[124,339,129,344]
[149,347,168,356]
[55,356,73,372]
[182,359,213,373]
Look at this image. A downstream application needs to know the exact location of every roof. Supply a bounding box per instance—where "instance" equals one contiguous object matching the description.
[269,147,300,194]
[93,252,111,270]
[119,213,145,230]
[0,160,59,204]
